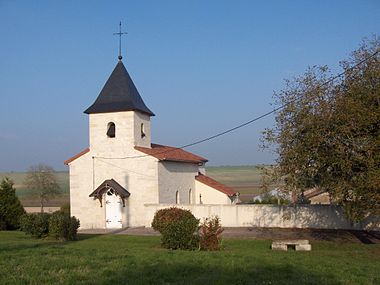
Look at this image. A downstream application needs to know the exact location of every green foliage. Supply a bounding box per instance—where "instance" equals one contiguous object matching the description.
[24,164,61,213]
[262,36,380,221]
[20,211,79,240]
[152,207,199,250]
[199,216,224,251]
[49,211,80,241]
[19,213,51,238]
[0,178,25,230]
[0,216,6,230]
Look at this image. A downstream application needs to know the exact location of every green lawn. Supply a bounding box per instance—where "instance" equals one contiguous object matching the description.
[1,231,379,284]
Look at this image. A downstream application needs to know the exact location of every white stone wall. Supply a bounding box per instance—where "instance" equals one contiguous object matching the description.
[158,162,199,204]
[133,112,151,148]
[194,180,232,205]
[144,204,380,231]
[69,152,106,229]
[24,207,60,213]
[68,145,160,228]
[89,111,151,158]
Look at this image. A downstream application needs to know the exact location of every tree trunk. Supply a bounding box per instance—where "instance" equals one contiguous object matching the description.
[40,198,44,213]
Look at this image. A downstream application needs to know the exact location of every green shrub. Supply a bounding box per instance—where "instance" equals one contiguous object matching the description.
[152,207,199,250]
[0,216,6,231]
[49,211,80,241]
[20,213,51,238]
[199,216,224,251]
[0,178,25,230]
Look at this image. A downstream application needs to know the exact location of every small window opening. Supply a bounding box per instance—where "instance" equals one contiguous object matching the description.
[189,189,192,204]
[107,189,114,196]
[287,244,296,251]
[107,122,115,138]
[141,123,146,138]
[176,191,179,204]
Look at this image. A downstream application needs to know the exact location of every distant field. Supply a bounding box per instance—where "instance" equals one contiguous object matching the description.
[206,165,265,202]
[0,166,266,206]
[206,165,263,191]
[0,172,69,207]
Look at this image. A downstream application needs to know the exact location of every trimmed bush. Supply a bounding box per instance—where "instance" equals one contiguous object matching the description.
[20,213,51,238]
[49,211,80,241]
[0,178,25,230]
[152,207,199,250]
[0,216,6,231]
[199,216,224,251]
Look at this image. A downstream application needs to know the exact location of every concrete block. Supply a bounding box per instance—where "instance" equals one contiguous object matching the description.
[271,243,288,251]
[295,244,312,251]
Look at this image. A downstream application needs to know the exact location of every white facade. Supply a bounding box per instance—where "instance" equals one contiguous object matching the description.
[195,180,232,205]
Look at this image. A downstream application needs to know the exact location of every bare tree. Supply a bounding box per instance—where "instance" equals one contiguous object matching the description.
[24,164,60,213]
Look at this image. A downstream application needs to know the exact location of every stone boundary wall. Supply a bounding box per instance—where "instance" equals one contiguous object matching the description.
[24,207,60,213]
[144,204,380,231]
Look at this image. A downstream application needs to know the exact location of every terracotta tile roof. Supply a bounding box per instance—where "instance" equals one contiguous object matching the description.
[304,188,326,199]
[135,143,208,164]
[64,148,90,165]
[195,173,237,196]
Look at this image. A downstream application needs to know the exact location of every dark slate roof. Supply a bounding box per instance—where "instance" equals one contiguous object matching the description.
[89,179,130,198]
[84,60,155,116]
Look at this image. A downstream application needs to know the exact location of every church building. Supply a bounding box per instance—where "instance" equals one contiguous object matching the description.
[65,57,238,229]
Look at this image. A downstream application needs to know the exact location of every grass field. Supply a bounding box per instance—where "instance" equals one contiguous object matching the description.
[206,165,264,197]
[0,231,379,284]
[0,166,266,206]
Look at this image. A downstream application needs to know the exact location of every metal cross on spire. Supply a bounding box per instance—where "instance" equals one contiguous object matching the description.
[113,21,128,61]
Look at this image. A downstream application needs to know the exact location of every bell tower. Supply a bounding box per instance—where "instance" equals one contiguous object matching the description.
[84,60,154,158]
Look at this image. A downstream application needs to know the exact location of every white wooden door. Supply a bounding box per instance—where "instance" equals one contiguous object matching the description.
[105,190,123,229]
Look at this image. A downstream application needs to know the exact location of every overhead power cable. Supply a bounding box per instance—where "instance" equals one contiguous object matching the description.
[94,49,379,160]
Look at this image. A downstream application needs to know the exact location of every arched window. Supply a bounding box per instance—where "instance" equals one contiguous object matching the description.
[176,191,179,204]
[188,189,192,204]
[141,123,146,138]
[107,122,115,138]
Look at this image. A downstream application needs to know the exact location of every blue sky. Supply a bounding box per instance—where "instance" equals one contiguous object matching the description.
[0,0,379,171]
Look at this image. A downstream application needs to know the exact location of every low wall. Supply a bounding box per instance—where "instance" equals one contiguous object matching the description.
[144,204,380,231]
[24,207,60,213]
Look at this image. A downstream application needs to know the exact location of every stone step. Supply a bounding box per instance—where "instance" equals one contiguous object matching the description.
[272,239,311,251]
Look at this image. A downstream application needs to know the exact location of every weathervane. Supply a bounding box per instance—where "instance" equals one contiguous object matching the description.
[113,21,128,60]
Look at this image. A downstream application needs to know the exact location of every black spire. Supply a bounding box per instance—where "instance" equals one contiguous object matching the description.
[84,61,155,116]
